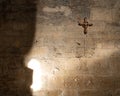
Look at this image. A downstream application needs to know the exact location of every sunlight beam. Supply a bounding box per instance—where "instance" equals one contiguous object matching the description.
[27,59,42,92]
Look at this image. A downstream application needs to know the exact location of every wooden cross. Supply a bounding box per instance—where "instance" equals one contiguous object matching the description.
[78,17,93,34]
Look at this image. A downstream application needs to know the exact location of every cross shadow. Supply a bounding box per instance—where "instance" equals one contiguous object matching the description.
[0,0,37,96]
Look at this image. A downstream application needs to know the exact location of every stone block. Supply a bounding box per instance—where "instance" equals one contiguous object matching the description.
[47,76,64,90]
[91,0,118,9]
[64,75,95,89]
[32,90,62,96]
[90,8,112,22]
[108,57,120,75]
[62,89,78,96]
[78,90,106,96]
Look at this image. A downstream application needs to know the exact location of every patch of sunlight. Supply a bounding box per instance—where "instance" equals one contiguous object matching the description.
[27,59,42,92]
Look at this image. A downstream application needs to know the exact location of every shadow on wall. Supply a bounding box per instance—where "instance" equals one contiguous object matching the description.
[0,0,37,96]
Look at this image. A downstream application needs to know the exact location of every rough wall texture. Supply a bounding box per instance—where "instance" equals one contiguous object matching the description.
[26,0,120,96]
[0,0,120,96]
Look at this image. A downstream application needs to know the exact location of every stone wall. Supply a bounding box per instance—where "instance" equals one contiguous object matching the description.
[26,0,120,96]
[0,0,120,96]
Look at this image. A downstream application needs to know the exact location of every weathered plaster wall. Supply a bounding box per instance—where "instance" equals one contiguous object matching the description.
[26,0,120,96]
[0,0,120,96]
